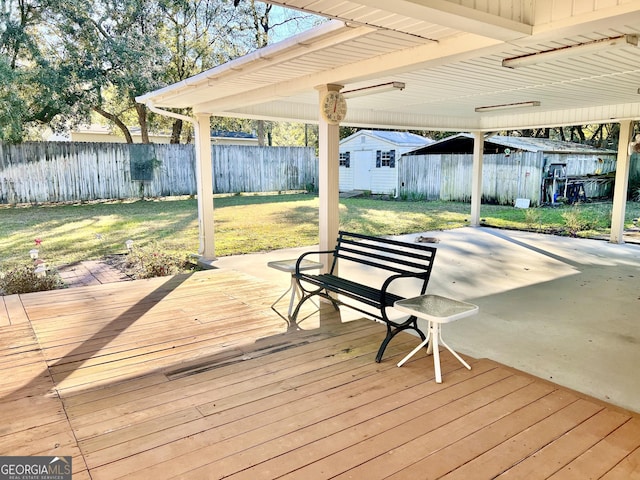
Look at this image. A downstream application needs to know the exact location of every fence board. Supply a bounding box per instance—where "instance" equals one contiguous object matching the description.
[0,143,317,204]
[398,151,620,206]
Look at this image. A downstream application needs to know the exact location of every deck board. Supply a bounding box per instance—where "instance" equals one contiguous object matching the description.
[1,269,639,479]
[2,294,28,324]
[0,297,9,326]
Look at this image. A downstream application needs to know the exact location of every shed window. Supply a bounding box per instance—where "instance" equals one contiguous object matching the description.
[339,152,350,168]
[376,149,396,168]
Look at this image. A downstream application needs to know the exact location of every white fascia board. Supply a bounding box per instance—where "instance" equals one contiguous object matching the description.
[221,100,640,133]
[136,20,371,106]
[193,32,502,114]
[220,101,483,132]
[478,102,640,132]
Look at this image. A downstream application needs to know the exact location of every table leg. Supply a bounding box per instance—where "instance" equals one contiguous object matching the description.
[438,336,471,370]
[271,282,294,316]
[287,275,298,318]
[397,326,431,367]
[431,322,441,383]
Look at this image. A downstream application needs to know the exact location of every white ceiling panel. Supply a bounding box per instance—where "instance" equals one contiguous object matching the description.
[137,2,640,132]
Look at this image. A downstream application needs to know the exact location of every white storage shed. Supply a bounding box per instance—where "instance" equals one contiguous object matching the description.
[339,130,432,195]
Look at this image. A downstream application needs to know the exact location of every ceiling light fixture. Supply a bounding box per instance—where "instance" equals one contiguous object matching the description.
[475,101,540,113]
[342,81,406,98]
[502,35,639,68]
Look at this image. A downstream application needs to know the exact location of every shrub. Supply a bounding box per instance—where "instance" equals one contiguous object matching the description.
[123,245,198,279]
[524,208,542,230]
[561,205,599,236]
[0,264,64,295]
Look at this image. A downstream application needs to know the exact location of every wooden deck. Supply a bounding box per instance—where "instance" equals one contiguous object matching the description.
[1,269,639,479]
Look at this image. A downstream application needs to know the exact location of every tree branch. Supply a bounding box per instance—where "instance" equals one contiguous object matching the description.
[92,106,133,143]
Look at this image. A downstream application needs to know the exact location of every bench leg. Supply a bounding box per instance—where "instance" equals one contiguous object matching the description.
[375,328,399,363]
[375,317,427,363]
[290,294,310,326]
[290,291,339,326]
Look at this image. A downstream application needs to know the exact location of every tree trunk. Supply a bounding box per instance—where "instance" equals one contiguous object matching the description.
[593,124,604,147]
[170,119,183,144]
[558,127,567,142]
[135,103,150,143]
[93,106,134,143]
[257,120,265,146]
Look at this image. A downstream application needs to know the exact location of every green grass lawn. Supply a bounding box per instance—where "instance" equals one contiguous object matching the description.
[1,194,638,271]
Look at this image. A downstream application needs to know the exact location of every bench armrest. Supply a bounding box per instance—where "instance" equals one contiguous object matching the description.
[379,271,430,307]
[295,249,335,275]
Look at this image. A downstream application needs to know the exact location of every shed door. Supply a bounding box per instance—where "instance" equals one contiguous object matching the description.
[353,150,372,190]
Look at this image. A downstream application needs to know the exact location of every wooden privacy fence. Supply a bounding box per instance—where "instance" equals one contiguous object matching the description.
[0,142,317,204]
[398,152,620,205]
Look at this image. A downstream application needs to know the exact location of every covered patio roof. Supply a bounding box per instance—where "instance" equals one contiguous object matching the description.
[137,1,640,131]
[136,1,640,260]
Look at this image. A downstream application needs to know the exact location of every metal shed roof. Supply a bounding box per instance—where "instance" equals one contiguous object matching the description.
[406,133,618,155]
[340,130,433,147]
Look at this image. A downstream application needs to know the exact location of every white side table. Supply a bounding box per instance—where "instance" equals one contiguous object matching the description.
[395,294,478,383]
[267,258,323,319]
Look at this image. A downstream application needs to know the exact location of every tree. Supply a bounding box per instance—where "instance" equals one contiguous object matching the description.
[50,0,168,143]
[272,122,318,149]
[0,0,323,144]
[155,0,261,143]
[229,0,325,146]
[0,55,25,143]
[0,0,91,142]
[502,125,619,149]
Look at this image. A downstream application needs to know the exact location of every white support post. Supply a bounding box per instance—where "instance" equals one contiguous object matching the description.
[470,131,484,226]
[317,85,342,275]
[194,113,216,263]
[610,120,633,244]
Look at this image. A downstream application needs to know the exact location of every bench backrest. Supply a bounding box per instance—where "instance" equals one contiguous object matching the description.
[330,231,437,291]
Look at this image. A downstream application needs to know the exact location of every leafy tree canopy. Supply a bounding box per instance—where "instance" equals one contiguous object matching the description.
[0,0,323,144]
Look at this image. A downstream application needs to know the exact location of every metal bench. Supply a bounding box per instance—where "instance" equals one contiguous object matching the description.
[291,231,437,362]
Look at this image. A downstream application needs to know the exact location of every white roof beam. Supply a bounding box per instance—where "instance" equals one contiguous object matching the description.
[193,32,502,114]
[362,0,531,40]
[267,0,532,41]
[530,6,640,43]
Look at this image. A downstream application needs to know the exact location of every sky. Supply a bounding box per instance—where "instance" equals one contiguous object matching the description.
[268,4,328,43]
